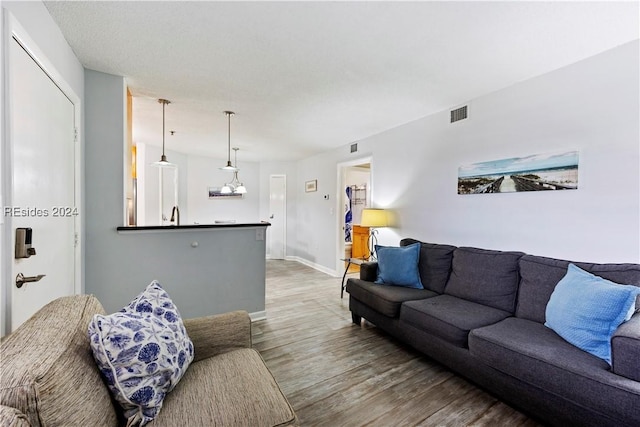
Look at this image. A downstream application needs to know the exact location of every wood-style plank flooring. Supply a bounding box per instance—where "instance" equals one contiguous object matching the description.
[252,260,543,427]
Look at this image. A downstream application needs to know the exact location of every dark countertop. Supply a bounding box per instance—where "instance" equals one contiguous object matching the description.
[117,222,271,232]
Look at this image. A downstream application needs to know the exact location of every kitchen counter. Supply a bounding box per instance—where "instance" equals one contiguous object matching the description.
[117,222,270,233]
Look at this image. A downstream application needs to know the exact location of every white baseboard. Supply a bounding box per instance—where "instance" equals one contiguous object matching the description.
[249,310,267,322]
[285,256,340,277]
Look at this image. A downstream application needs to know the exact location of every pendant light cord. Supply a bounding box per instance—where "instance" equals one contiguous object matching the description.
[158,99,171,158]
[162,101,166,156]
[224,111,235,165]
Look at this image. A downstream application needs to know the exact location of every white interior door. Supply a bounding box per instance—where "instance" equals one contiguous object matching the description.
[268,175,286,259]
[8,36,77,331]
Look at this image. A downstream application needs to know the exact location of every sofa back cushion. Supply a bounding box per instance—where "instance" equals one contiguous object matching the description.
[444,247,524,313]
[0,295,119,427]
[400,239,457,294]
[516,255,640,323]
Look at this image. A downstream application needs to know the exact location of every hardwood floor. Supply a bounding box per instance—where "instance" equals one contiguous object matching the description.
[252,260,543,427]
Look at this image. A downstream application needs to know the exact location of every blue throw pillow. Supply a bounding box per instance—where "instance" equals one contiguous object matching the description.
[545,264,640,365]
[88,281,194,426]
[374,243,423,289]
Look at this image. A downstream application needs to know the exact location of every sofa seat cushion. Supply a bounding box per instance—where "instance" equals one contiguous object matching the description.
[444,247,524,313]
[150,348,297,427]
[346,278,437,318]
[400,295,511,348]
[0,295,119,427]
[469,318,640,424]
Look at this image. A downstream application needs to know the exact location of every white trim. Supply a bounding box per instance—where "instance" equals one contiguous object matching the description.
[249,310,266,322]
[1,9,8,337]
[286,255,340,277]
[1,11,83,334]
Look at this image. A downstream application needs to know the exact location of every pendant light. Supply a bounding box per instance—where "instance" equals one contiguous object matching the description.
[220,111,238,171]
[230,148,248,194]
[221,148,247,194]
[152,99,175,168]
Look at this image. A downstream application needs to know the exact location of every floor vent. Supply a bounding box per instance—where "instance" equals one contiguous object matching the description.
[451,105,468,123]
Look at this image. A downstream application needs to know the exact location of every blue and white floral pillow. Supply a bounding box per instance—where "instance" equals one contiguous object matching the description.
[88,281,194,426]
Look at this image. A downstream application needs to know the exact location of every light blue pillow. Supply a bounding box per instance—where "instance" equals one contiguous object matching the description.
[374,243,423,289]
[545,264,640,365]
[88,281,194,426]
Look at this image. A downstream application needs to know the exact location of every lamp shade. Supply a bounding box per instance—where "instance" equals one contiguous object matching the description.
[361,209,388,227]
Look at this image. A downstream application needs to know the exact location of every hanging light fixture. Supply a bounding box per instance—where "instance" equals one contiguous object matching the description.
[152,99,176,168]
[221,148,247,194]
[220,111,237,171]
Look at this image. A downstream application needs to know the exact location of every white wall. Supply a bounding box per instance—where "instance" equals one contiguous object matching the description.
[295,149,361,268]
[187,154,260,224]
[137,143,188,226]
[137,145,260,225]
[294,40,640,271]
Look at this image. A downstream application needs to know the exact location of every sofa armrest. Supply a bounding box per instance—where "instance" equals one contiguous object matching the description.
[359,262,378,282]
[0,405,30,427]
[184,310,252,362]
[611,311,640,381]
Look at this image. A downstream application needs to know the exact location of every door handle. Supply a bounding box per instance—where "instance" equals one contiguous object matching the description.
[16,273,46,288]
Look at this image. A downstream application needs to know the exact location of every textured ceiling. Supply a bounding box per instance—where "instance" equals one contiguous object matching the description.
[44,1,639,162]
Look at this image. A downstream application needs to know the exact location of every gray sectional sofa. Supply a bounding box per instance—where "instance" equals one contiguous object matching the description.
[346,238,640,426]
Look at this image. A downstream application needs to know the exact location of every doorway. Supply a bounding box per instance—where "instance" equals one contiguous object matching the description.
[2,16,82,334]
[268,175,286,259]
[336,157,372,275]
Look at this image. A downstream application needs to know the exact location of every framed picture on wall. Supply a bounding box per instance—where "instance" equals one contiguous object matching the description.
[457,150,579,195]
[208,187,243,199]
[305,180,317,192]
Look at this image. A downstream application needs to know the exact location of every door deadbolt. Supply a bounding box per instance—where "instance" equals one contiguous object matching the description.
[15,228,36,258]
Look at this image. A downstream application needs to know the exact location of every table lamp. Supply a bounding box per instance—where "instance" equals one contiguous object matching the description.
[360,208,388,260]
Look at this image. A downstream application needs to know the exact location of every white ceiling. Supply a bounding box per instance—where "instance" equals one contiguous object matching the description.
[44,1,639,163]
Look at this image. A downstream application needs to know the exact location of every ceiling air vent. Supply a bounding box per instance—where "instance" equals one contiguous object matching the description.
[350,143,358,153]
[450,105,468,123]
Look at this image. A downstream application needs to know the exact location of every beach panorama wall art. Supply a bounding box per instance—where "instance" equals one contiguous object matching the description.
[458,151,579,195]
